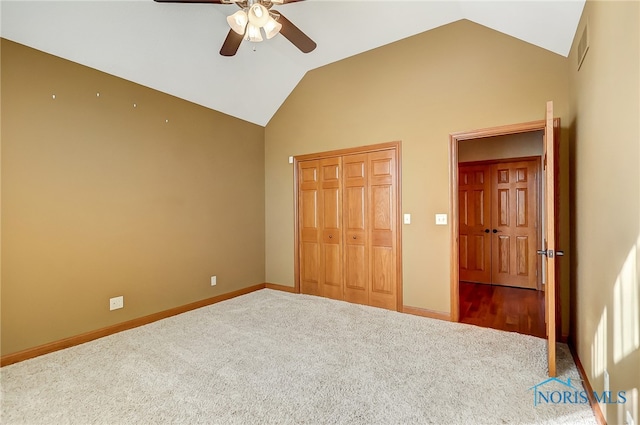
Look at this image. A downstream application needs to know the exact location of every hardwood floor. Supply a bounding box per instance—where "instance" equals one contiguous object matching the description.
[459,281,546,338]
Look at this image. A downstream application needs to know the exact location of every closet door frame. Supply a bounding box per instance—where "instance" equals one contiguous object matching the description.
[293,141,403,311]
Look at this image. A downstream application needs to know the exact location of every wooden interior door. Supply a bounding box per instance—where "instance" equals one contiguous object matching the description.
[368,149,397,310]
[320,158,343,300]
[458,165,492,284]
[491,160,538,289]
[343,153,369,306]
[298,160,321,296]
[542,100,557,377]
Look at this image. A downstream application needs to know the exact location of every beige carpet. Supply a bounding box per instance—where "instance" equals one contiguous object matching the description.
[1,289,596,424]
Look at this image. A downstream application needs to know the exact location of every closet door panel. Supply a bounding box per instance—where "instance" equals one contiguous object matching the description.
[302,243,319,283]
[345,245,366,289]
[299,160,321,295]
[368,150,397,310]
[372,246,393,293]
[343,154,368,305]
[320,158,343,300]
[323,189,339,228]
[345,187,365,230]
[372,186,392,230]
[323,244,342,299]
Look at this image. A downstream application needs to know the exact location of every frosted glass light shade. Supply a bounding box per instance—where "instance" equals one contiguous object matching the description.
[248,4,269,28]
[246,23,263,42]
[263,17,282,39]
[227,10,248,35]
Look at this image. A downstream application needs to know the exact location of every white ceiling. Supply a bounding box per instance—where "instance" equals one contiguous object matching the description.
[1,0,585,126]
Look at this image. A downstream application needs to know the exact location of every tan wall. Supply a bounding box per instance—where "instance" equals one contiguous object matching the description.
[265,19,571,327]
[458,131,543,163]
[1,39,266,356]
[567,2,640,424]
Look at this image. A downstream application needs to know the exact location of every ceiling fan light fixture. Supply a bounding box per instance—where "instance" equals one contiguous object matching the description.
[263,17,282,39]
[248,3,270,28]
[227,10,248,35]
[246,23,263,42]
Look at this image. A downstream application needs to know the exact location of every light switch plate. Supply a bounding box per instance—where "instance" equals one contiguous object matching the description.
[435,214,448,225]
[403,214,411,224]
[288,156,294,164]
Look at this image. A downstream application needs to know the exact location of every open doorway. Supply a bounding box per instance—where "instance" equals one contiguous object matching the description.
[458,130,546,338]
[450,116,560,338]
[456,131,544,337]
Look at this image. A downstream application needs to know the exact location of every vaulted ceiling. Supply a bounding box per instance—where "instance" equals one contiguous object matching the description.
[1,1,585,126]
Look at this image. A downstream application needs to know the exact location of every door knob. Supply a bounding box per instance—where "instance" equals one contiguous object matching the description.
[484,229,490,233]
[329,235,333,239]
[537,249,564,258]
[492,229,499,233]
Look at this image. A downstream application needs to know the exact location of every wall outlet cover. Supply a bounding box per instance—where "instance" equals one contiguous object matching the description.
[435,214,448,225]
[109,296,123,311]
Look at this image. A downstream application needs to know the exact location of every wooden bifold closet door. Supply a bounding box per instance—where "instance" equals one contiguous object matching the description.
[459,158,539,289]
[298,157,343,300]
[297,146,398,310]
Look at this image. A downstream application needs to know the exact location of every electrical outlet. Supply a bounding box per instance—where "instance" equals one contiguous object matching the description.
[211,276,217,286]
[435,214,448,225]
[109,296,123,311]
[604,369,609,393]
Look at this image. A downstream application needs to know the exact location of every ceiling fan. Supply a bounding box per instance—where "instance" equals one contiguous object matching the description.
[154,0,316,57]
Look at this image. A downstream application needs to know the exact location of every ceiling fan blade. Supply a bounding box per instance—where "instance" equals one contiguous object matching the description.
[220,29,244,56]
[277,12,316,53]
[153,0,234,3]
